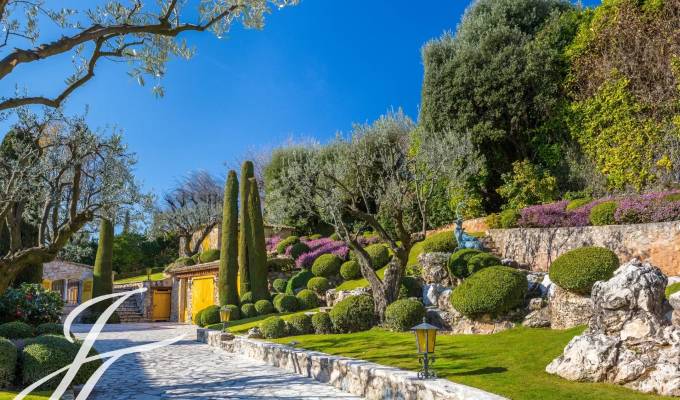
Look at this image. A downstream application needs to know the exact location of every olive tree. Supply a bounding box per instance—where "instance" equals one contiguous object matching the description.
[0,0,297,112]
[283,110,456,321]
[0,108,140,292]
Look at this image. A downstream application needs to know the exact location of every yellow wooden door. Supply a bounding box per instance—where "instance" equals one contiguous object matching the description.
[191,276,214,324]
[151,289,171,321]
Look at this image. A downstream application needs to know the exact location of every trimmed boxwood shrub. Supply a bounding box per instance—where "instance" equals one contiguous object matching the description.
[549,246,619,294]
[400,276,421,298]
[267,258,295,272]
[329,295,374,333]
[296,289,319,310]
[194,308,206,326]
[285,269,314,295]
[272,278,288,293]
[289,242,310,260]
[35,323,64,336]
[499,209,520,229]
[222,304,240,321]
[286,314,313,335]
[311,312,334,334]
[311,254,342,277]
[259,316,286,339]
[254,300,274,315]
[0,321,34,339]
[666,282,680,299]
[307,277,330,294]
[447,249,483,279]
[241,303,257,318]
[384,298,425,331]
[276,236,300,254]
[340,260,361,280]
[200,305,221,326]
[274,294,299,313]
[589,201,617,226]
[566,198,592,211]
[366,244,391,269]
[467,253,501,276]
[420,231,457,253]
[240,291,254,304]
[0,338,16,388]
[199,249,220,263]
[451,266,527,318]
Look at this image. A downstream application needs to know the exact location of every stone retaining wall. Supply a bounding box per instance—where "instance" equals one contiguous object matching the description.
[488,221,680,275]
[196,329,506,400]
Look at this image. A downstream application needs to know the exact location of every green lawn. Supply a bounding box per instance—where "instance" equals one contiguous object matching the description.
[0,391,50,399]
[269,327,669,400]
[113,271,166,284]
[209,308,320,333]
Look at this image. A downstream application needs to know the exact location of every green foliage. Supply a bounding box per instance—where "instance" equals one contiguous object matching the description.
[296,289,319,310]
[0,321,33,339]
[0,337,16,388]
[400,276,421,298]
[274,294,299,313]
[497,160,558,210]
[311,254,342,277]
[566,198,592,211]
[0,283,64,324]
[219,171,239,306]
[276,236,299,254]
[665,282,680,299]
[272,278,288,293]
[451,266,528,317]
[254,300,274,316]
[285,313,313,336]
[365,244,391,269]
[222,304,240,321]
[664,193,680,202]
[589,201,617,226]
[329,295,375,333]
[267,257,295,272]
[384,298,425,331]
[467,253,502,276]
[93,218,114,313]
[549,246,619,294]
[174,256,195,267]
[340,260,361,280]
[240,291,254,305]
[194,308,206,327]
[447,249,483,279]
[200,305,221,326]
[307,277,331,294]
[308,234,323,240]
[238,161,254,295]
[35,323,64,336]
[420,231,457,254]
[259,316,286,339]
[311,312,334,334]
[246,177,269,301]
[240,303,257,318]
[289,242,310,260]
[499,209,520,228]
[329,232,340,241]
[199,249,220,263]
[285,269,314,295]
[191,253,200,264]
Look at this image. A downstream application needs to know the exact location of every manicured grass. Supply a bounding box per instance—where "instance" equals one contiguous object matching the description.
[207,308,319,333]
[271,327,669,400]
[335,266,386,291]
[113,271,166,284]
[0,391,51,399]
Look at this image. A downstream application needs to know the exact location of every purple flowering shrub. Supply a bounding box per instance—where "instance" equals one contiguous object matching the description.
[266,235,282,253]
[295,238,349,269]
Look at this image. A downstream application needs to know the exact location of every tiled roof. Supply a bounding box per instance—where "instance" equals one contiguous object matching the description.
[166,260,219,275]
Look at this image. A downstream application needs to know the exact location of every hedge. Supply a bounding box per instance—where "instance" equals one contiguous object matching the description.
[0,321,34,339]
[420,231,457,253]
[549,246,619,294]
[365,244,391,269]
[253,300,274,316]
[272,278,288,293]
[307,277,331,294]
[259,316,286,339]
[0,338,16,388]
[311,312,334,334]
[289,242,310,260]
[311,254,342,277]
[194,308,206,326]
[285,269,314,295]
[200,305,221,326]
[222,304,240,321]
[329,295,374,333]
[384,298,425,331]
[241,303,258,318]
[451,266,527,318]
[35,323,64,336]
[400,276,422,298]
[340,260,361,280]
[286,314,313,335]
[296,289,319,310]
[199,249,220,263]
[276,236,299,254]
[447,249,482,279]
[466,253,501,276]
[274,294,299,313]
[240,291,254,304]
[589,201,617,226]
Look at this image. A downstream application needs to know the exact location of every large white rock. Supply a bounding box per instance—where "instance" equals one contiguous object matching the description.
[549,285,593,330]
[325,287,371,308]
[418,252,452,286]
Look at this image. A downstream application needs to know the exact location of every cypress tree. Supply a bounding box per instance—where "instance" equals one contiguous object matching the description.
[219,170,239,306]
[246,177,268,300]
[92,218,114,313]
[238,160,254,295]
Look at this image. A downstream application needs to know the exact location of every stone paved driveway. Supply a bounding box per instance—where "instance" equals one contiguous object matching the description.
[72,323,361,399]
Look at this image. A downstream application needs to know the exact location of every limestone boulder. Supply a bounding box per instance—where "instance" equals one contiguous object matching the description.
[526,271,549,299]
[418,252,452,286]
[325,287,371,308]
[422,283,449,307]
[549,285,593,330]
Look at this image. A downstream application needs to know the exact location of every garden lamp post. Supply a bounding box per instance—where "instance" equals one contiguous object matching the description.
[412,318,439,379]
[219,306,232,332]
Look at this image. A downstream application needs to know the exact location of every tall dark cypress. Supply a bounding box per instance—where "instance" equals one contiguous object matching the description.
[92,218,114,313]
[238,160,254,295]
[219,170,239,306]
[246,177,268,300]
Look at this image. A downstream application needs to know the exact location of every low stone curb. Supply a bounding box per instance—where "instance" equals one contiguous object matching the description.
[197,328,507,400]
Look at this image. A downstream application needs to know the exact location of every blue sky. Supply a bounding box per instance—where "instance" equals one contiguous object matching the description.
[2,0,600,196]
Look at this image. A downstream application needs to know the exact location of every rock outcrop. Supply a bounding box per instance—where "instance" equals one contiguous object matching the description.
[549,285,593,329]
[418,252,452,286]
[546,259,680,397]
[325,287,371,308]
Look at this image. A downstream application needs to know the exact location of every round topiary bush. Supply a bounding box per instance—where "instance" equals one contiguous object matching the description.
[400,276,422,298]
[240,303,257,318]
[466,253,501,276]
[259,316,286,339]
[420,231,457,253]
[272,278,288,293]
[447,249,483,279]
[311,254,342,277]
[329,295,374,333]
[254,299,274,316]
[451,266,527,318]
[240,291,254,304]
[194,308,206,326]
[289,242,310,260]
[198,249,220,263]
[566,198,592,211]
[35,323,64,336]
[296,289,319,310]
[285,314,313,336]
[221,304,240,321]
[285,269,314,295]
[384,298,425,331]
[276,235,300,254]
[273,293,285,305]
[274,294,299,313]
[365,244,391,269]
[200,305,221,326]
[340,260,361,280]
[549,246,619,294]
[0,338,17,388]
[589,201,617,226]
[311,312,334,334]
[307,277,331,294]
[0,321,34,339]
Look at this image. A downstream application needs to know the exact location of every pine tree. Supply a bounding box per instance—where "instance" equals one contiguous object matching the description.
[238,160,254,295]
[219,170,239,306]
[246,177,268,300]
[92,218,114,313]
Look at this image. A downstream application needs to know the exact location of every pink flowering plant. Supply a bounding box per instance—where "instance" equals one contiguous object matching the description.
[294,238,349,268]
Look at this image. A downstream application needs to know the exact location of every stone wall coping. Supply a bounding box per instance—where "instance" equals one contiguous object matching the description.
[197,328,506,400]
[488,219,679,233]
